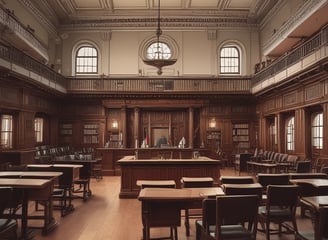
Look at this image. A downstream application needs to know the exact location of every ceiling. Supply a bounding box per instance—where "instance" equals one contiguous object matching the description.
[29,0,277,24]
[8,0,328,59]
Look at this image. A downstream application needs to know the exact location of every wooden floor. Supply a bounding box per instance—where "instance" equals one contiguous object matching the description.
[26,167,314,240]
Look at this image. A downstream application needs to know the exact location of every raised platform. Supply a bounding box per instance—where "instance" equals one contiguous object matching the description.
[117,156,221,198]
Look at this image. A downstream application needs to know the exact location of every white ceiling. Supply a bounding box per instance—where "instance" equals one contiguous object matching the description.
[19,0,328,57]
[30,0,276,24]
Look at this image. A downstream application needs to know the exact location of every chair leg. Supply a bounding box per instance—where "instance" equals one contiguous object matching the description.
[266,220,270,240]
[184,209,190,236]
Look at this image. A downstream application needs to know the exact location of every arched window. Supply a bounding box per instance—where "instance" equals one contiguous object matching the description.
[312,112,323,149]
[146,42,172,60]
[286,117,295,151]
[220,45,240,74]
[1,114,13,148]
[34,117,44,143]
[75,45,98,74]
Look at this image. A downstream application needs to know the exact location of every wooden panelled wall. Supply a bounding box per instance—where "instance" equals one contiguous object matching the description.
[0,75,258,164]
[257,73,328,160]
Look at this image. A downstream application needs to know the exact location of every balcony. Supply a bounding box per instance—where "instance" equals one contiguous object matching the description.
[0,5,49,62]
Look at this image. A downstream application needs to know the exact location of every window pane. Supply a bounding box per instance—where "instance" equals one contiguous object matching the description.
[1,115,13,148]
[312,113,323,149]
[76,46,98,74]
[220,46,240,74]
[286,117,295,151]
[34,118,43,143]
[146,42,172,60]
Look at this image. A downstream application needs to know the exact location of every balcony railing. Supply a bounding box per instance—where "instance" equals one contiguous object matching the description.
[66,77,252,94]
[0,5,48,61]
[252,24,328,85]
[0,42,66,90]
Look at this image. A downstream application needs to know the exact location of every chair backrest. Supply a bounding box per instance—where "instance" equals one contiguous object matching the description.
[266,185,300,213]
[319,206,328,239]
[220,176,254,184]
[224,184,262,201]
[216,195,259,238]
[0,187,13,215]
[181,177,213,188]
[52,166,74,188]
[257,174,290,189]
[295,160,312,173]
[201,198,216,233]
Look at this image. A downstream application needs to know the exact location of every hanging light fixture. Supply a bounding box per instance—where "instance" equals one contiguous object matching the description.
[143,0,177,75]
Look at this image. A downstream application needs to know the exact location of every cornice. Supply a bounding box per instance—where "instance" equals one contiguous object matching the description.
[59,17,259,32]
[18,0,59,38]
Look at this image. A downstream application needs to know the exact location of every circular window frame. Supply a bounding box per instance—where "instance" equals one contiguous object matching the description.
[140,34,179,61]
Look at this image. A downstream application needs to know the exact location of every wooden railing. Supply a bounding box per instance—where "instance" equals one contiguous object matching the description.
[66,77,252,93]
[252,24,328,85]
[0,43,66,89]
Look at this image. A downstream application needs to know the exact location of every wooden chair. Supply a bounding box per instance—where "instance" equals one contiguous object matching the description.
[208,195,259,240]
[223,183,262,202]
[180,177,214,236]
[295,160,312,173]
[0,187,18,240]
[258,185,300,240]
[195,198,216,240]
[137,180,177,240]
[220,176,254,184]
[52,166,75,217]
[256,173,290,202]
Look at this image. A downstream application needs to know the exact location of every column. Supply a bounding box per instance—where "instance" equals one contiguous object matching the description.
[189,107,194,148]
[134,108,140,148]
[121,107,127,148]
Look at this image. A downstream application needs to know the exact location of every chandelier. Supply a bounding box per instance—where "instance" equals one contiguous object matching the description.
[143,0,177,75]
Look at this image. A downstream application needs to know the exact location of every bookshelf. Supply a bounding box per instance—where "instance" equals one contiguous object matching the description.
[107,131,122,148]
[59,123,73,144]
[232,123,250,152]
[83,123,99,144]
[206,130,221,152]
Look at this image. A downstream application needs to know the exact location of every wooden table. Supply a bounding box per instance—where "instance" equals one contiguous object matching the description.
[0,178,53,240]
[138,187,224,240]
[300,196,328,240]
[289,173,328,179]
[290,178,328,196]
[0,171,62,179]
[117,157,221,198]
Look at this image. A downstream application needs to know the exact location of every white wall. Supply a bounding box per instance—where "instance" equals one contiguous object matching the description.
[58,28,260,77]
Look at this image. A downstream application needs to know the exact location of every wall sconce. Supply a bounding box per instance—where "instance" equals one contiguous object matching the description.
[112,120,118,129]
[209,118,216,129]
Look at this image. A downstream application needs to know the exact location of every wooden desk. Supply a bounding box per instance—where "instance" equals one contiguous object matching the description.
[0,171,62,179]
[290,179,328,196]
[247,162,278,174]
[0,178,52,240]
[301,196,328,240]
[27,164,82,181]
[289,173,328,179]
[138,187,224,240]
[117,157,221,198]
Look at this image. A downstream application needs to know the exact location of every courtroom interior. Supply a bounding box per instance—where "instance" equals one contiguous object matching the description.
[0,0,328,239]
